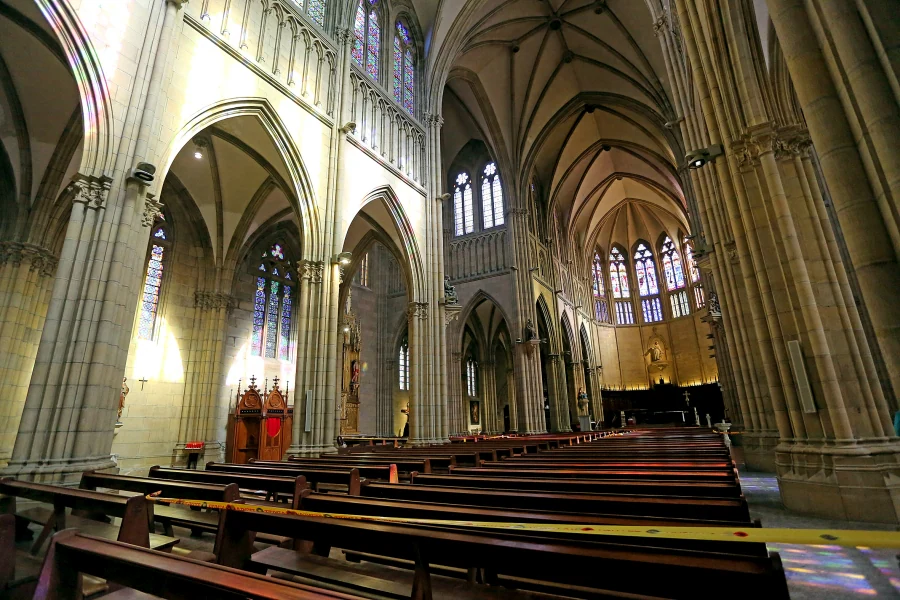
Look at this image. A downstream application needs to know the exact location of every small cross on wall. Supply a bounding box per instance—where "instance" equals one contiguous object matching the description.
[138,376,149,391]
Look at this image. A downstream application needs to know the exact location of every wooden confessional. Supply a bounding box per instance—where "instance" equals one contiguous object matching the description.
[226,377,293,464]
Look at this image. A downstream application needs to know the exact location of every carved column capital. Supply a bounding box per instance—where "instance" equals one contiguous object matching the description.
[70,174,113,210]
[194,291,237,312]
[407,302,428,320]
[0,242,58,277]
[335,27,353,47]
[299,260,324,283]
[142,194,165,227]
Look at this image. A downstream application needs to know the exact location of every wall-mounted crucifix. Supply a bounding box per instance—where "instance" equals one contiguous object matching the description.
[138,376,149,391]
[683,390,691,407]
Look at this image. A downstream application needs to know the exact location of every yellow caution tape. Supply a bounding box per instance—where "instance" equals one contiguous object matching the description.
[145,495,900,548]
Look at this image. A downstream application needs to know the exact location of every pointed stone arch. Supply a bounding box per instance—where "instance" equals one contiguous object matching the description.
[156,98,322,262]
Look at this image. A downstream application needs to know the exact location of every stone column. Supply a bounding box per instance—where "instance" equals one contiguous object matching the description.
[407,302,429,444]
[505,367,518,432]
[480,360,497,433]
[546,354,571,433]
[0,244,57,466]
[449,351,464,435]
[173,291,234,465]
[766,0,900,398]
[379,359,394,437]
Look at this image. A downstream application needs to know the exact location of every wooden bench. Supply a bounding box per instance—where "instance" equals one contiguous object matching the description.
[411,473,743,499]
[448,466,738,482]
[0,479,176,556]
[252,459,399,482]
[148,466,310,502]
[296,456,433,475]
[31,531,364,600]
[296,491,761,555]
[80,472,240,537]
[213,501,788,599]
[363,481,750,522]
[205,463,363,495]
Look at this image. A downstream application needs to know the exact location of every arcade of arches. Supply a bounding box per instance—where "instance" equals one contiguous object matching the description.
[0,0,898,524]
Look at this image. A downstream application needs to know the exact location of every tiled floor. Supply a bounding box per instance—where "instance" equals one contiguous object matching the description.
[741,472,900,598]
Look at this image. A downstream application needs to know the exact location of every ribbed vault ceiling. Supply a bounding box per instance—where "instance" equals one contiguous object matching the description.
[438,0,688,250]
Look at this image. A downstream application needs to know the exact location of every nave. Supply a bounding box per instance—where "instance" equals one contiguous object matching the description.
[4,427,877,600]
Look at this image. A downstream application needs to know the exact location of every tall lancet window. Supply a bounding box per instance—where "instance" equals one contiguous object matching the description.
[683,237,705,308]
[352,0,381,80]
[466,356,478,396]
[393,21,415,114]
[453,172,474,236]
[305,0,327,27]
[251,243,295,360]
[609,246,634,325]
[481,162,504,229]
[138,215,170,340]
[661,236,690,318]
[634,242,663,323]
[592,251,610,323]
[398,334,410,390]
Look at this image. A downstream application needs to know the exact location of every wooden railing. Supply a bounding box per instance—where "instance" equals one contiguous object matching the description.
[187,0,338,118]
[347,67,427,186]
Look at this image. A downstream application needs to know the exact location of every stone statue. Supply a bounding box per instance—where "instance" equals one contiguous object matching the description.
[444,276,458,305]
[117,377,129,425]
[645,341,662,362]
[577,388,589,416]
[524,319,538,341]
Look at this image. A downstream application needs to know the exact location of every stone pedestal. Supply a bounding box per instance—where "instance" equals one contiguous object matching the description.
[776,441,900,523]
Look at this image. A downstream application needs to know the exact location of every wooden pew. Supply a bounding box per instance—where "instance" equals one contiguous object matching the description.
[213,501,789,599]
[0,479,175,556]
[251,459,398,481]
[148,466,310,503]
[411,473,743,500]
[31,531,364,600]
[364,447,492,465]
[204,463,362,495]
[448,466,738,483]
[363,481,750,522]
[295,491,761,554]
[293,455,433,475]
[80,472,240,537]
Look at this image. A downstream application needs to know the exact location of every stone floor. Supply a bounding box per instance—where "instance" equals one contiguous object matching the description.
[741,471,900,598]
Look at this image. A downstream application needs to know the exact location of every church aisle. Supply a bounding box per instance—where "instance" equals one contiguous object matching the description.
[742,472,900,598]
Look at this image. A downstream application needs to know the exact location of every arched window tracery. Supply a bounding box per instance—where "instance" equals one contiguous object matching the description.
[453,172,474,236]
[661,236,690,318]
[352,0,381,81]
[393,20,415,114]
[251,242,295,360]
[398,334,409,390]
[591,251,610,323]
[481,162,504,229]
[634,242,663,323]
[609,247,634,325]
[138,215,170,341]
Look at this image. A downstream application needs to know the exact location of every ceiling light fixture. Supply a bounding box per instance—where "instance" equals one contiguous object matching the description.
[192,138,207,160]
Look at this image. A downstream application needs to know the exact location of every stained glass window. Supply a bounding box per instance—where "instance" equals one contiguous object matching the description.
[454,172,474,236]
[671,290,690,318]
[153,227,166,239]
[481,162,504,229]
[684,237,700,283]
[609,247,634,325]
[352,3,365,65]
[251,242,295,360]
[366,7,380,80]
[591,252,610,323]
[642,298,664,323]
[694,285,706,309]
[251,277,266,356]
[660,236,686,291]
[466,357,477,396]
[307,0,326,27]
[279,284,292,360]
[609,247,630,299]
[399,335,409,390]
[391,21,416,113]
[634,243,659,297]
[138,242,166,340]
